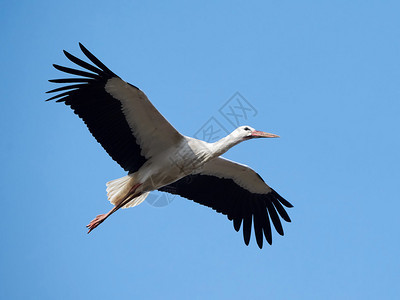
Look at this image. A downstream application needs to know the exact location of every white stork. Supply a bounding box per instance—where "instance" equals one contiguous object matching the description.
[46,43,293,248]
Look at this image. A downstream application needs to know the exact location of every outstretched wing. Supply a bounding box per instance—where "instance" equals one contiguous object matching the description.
[47,43,183,173]
[159,157,293,248]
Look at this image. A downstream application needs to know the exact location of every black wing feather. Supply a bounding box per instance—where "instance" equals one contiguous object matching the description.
[271,198,291,222]
[261,208,272,245]
[49,78,92,83]
[253,199,267,248]
[46,43,147,173]
[79,43,116,76]
[233,217,242,232]
[243,201,252,246]
[266,199,284,236]
[63,50,104,75]
[52,64,100,79]
[159,174,292,248]
[46,84,88,94]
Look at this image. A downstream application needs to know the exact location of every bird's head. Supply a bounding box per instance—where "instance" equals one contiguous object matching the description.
[236,125,280,140]
[212,126,280,157]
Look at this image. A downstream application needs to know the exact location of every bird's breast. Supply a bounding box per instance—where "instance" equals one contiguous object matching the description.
[136,141,213,191]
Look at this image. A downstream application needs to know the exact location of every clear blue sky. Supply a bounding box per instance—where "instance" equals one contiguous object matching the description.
[1,1,399,299]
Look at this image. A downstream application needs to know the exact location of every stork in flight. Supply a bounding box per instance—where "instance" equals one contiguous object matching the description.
[46,43,293,248]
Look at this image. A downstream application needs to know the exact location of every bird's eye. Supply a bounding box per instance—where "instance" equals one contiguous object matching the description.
[244,127,250,131]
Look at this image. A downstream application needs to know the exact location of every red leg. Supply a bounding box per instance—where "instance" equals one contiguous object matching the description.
[86,183,142,233]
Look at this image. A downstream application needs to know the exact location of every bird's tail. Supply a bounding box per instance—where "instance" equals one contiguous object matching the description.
[106,175,149,209]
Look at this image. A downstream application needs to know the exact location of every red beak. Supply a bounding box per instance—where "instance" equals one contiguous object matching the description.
[251,130,280,138]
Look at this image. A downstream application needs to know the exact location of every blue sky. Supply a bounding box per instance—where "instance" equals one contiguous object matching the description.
[1,1,399,299]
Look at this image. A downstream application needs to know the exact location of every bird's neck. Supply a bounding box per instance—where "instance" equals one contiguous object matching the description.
[210,133,243,158]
